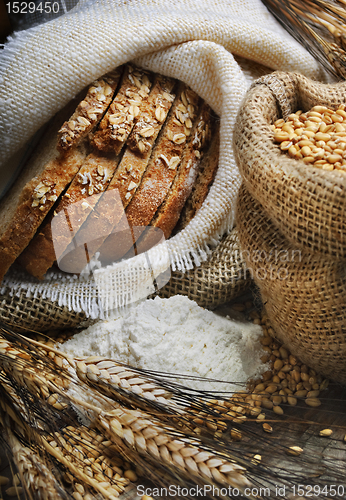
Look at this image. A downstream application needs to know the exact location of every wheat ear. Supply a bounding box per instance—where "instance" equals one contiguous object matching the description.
[6,426,66,500]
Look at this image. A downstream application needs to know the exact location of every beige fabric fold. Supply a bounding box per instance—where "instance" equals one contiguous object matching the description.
[0,228,250,330]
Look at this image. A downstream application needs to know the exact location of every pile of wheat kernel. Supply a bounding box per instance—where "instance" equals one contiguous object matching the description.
[272,104,346,172]
[43,426,138,500]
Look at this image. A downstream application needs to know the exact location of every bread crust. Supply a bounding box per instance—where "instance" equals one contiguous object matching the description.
[17,223,56,280]
[151,103,213,238]
[174,121,220,232]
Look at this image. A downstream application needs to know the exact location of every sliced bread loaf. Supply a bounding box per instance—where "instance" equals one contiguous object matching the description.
[19,69,175,277]
[13,65,220,279]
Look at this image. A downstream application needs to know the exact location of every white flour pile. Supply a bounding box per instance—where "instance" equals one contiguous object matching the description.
[59,295,266,393]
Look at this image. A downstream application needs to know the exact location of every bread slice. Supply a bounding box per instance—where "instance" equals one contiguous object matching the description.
[172,120,220,232]
[17,152,122,278]
[149,103,214,238]
[125,102,214,259]
[92,65,153,154]
[56,73,177,274]
[125,85,200,227]
[0,97,89,283]
[57,68,123,151]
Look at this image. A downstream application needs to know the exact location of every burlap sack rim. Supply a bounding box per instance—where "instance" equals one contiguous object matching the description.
[234,71,346,258]
[0,228,250,331]
[247,72,346,185]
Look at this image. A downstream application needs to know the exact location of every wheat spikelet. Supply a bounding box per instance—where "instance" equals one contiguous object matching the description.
[96,406,252,491]
[3,424,66,500]
[261,0,346,79]
[75,358,177,408]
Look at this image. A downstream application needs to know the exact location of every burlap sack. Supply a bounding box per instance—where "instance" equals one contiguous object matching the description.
[236,184,346,384]
[157,227,249,308]
[0,228,249,332]
[233,71,346,259]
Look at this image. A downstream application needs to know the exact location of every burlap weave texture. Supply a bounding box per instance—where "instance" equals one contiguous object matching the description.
[234,71,346,259]
[0,228,249,332]
[0,291,88,333]
[236,185,346,385]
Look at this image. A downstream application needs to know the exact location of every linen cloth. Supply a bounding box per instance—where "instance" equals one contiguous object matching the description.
[0,0,329,316]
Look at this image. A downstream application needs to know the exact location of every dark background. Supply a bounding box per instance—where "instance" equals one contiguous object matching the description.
[0,0,79,43]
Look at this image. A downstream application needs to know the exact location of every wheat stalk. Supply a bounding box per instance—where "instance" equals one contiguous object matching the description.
[3,424,66,500]
[0,389,68,500]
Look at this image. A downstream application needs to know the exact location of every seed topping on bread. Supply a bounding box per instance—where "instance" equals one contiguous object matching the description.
[32,180,57,209]
[77,163,110,196]
[127,75,175,155]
